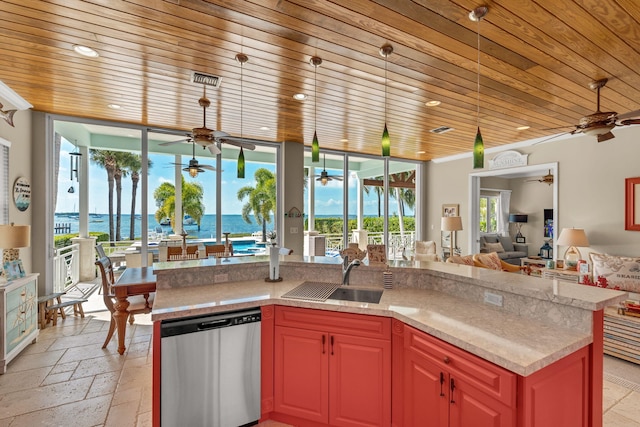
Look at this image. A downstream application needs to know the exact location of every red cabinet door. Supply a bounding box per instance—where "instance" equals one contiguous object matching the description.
[274,325,329,423]
[403,344,449,427]
[329,333,391,427]
[449,376,514,427]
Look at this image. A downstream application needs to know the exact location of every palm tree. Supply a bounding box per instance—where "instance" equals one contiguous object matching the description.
[122,154,152,240]
[90,150,118,242]
[153,177,205,232]
[237,168,276,242]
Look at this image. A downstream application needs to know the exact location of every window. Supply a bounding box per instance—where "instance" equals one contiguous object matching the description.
[479,195,499,233]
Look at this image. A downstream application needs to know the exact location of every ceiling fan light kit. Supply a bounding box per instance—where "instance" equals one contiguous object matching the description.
[310,56,322,162]
[380,44,393,157]
[471,6,487,169]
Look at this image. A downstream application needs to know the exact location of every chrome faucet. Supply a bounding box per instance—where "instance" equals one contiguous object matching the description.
[342,257,361,286]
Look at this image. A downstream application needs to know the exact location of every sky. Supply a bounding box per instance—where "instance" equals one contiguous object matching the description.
[55,138,413,217]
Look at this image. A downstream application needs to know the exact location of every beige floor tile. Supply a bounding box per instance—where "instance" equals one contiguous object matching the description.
[105,400,139,427]
[608,391,640,421]
[112,385,142,407]
[603,379,633,411]
[86,371,121,399]
[50,360,80,374]
[6,394,111,427]
[20,337,55,355]
[5,349,64,372]
[604,409,640,427]
[42,369,75,386]
[136,411,152,427]
[0,377,93,418]
[71,355,126,380]
[0,366,51,395]
[58,343,121,364]
[48,330,109,351]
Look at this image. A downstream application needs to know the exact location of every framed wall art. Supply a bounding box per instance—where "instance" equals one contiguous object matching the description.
[625,177,640,231]
[442,204,459,217]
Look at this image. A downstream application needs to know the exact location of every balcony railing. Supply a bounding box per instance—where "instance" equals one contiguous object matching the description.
[323,231,415,260]
[53,243,80,293]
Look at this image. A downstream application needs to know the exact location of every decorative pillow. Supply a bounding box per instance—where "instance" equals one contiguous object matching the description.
[498,236,515,252]
[447,255,475,266]
[476,252,503,271]
[484,242,505,253]
[589,252,640,293]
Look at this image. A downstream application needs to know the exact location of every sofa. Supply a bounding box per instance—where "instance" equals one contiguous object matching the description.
[479,234,528,265]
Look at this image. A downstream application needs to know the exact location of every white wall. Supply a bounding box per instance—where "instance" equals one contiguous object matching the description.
[426,125,640,259]
[0,109,33,273]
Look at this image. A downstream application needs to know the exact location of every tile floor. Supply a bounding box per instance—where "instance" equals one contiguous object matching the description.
[1,298,639,426]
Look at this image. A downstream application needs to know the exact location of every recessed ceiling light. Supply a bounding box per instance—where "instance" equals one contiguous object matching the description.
[260,126,270,131]
[293,93,307,100]
[108,104,121,109]
[425,100,441,107]
[340,139,349,143]
[417,151,426,154]
[517,125,530,130]
[72,45,99,58]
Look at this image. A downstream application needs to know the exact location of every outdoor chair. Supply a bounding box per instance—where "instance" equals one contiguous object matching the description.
[205,244,234,257]
[95,256,154,349]
[167,245,199,260]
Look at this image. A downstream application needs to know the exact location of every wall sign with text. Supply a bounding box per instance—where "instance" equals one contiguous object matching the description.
[13,176,31,211]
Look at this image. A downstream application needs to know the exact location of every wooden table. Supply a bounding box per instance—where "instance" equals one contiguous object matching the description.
[113,267,156,355]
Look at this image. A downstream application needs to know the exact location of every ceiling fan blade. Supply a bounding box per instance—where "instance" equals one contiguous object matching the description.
[218,137,257,151]
[159,138,190,146]
[620,118,640,126]
[617,109,640,120]
[333,176,344,181]
[206,144,221,155]
[597,131,615,142]
[200,164,216,171]
[212,130,230,139]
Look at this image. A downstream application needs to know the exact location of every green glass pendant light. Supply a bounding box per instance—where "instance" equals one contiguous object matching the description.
[380,44,393,157]
[310,56,322,162]
[236,52,248,178]
[470,6,488,169]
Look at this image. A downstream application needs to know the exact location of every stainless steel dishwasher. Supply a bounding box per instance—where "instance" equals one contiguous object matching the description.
[160,308,261,427]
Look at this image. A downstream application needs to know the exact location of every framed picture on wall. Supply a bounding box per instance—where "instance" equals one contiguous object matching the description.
[442,204,459,217]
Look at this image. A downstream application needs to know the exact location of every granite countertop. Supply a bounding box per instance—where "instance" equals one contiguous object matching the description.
[151,278,600,376]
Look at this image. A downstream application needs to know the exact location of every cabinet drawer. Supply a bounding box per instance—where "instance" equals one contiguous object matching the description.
[405,324,515,406]
[275,306,391,340]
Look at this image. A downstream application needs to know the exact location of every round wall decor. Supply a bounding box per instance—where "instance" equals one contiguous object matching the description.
[13,176,31,211]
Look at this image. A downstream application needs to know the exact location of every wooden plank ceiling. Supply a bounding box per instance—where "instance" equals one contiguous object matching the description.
[1,0,639,161]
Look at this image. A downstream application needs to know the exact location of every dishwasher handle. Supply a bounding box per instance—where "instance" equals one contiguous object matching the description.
[198,319,232,330]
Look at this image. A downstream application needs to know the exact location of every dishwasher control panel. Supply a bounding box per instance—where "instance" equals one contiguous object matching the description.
[161,308,262,337]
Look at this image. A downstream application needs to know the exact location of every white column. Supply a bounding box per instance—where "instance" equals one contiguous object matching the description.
[79,145,89,238]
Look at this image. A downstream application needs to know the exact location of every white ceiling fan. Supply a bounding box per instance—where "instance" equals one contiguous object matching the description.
[159,86,257,155]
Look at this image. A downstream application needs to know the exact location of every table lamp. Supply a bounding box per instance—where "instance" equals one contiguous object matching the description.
[556,227,589,270]
[0,223,31,282]
[509,213,528,243]
[441,216,463,256]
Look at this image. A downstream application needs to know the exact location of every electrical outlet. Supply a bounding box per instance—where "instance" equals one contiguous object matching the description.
[484,291,503,307]
[214,273,229,283]
[290,227,298,234]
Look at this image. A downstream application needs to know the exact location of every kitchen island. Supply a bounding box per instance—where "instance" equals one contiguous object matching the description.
[150,255,626,427]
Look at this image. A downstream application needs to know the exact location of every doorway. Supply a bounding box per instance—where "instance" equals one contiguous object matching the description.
[469,162,558,257]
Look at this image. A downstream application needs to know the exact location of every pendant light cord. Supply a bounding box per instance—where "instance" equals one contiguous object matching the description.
[384,52,388,123]
[476,18,480,127]
[314,61,317,131]
[240,59,243,140]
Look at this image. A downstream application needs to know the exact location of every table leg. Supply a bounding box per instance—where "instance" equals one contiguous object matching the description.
[113,296,130,355]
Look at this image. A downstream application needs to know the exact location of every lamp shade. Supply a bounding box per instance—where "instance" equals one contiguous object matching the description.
[0,224,31,248]
[441,216,463,232]
[557,228,589,247]
[509,214,528,223]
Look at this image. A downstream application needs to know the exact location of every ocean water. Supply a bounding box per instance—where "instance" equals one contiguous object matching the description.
[54,214,270,240]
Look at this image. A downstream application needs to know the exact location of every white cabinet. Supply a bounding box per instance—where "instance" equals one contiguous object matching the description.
[1,274,39,373]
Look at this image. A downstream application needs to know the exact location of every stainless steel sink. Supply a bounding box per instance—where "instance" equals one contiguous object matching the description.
[328,287,383,304]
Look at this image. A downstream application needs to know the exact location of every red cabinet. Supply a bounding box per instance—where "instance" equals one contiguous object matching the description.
[273,306,391,427]
[402,324,516,427]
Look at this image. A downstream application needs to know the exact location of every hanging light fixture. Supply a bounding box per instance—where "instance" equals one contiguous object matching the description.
[470,6,488,169]
[236,53,248,178]
[380,44,393,157]
[310,56,322,163]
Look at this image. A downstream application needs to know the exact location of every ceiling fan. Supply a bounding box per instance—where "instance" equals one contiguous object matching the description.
[315,154,343,186]
[570,78,640,142]
[159,87,257,154]
[526,170,554,185]
[172,140,216,178]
